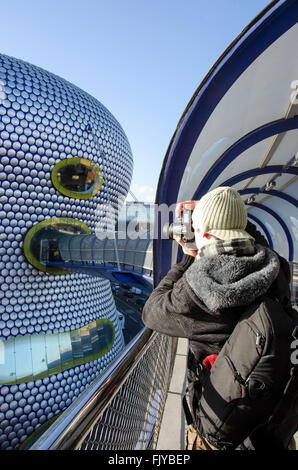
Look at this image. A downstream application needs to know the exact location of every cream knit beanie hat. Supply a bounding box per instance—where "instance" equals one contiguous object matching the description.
[192,186,254,240]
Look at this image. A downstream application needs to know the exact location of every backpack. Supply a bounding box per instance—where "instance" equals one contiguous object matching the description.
[183,296,298,450]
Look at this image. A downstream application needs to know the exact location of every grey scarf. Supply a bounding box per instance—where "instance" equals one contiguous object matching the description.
[186,243,280,311]
[196,238,255,258]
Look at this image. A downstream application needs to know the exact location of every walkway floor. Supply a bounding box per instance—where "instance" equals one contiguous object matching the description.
[157,338,188,450]
[157,337,298,451]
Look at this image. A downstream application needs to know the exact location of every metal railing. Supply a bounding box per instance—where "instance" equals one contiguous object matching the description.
[29,328,177,450]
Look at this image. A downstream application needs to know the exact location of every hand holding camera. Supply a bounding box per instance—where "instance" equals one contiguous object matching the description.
[163,200,199,257]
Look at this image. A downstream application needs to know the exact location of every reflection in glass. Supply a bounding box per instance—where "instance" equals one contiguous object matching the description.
[0,340,16,384]
[58,333,73,368]
[70,329,83,361]
[89,321,100,354]
[58,164,95,192]
[23,217,91,274]
[0,319,115,385]
[45,335,61,373]
[80,326,92,358]
[15,336,33,382]
[31,335,47,378]
[51,158,103,199]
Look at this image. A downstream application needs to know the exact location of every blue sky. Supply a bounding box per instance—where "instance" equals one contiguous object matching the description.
[1,0,269,201]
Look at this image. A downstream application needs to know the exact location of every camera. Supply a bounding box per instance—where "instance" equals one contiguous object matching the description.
[162,208,195,245]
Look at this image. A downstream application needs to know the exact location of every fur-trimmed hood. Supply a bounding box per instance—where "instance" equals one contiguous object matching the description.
[185,244,280,312]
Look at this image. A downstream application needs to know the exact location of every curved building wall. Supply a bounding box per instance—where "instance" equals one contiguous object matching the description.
[0,53,133,449]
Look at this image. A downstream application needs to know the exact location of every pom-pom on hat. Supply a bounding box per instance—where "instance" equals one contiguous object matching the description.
[192,186,254,240]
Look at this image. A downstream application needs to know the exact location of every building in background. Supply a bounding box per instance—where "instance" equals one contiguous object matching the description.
[0,53,133,449]
[116,201,155,237]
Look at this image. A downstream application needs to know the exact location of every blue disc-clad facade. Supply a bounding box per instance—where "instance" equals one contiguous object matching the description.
[0,53,133,449]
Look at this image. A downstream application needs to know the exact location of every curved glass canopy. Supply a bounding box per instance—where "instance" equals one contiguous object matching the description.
[155,0,298,284]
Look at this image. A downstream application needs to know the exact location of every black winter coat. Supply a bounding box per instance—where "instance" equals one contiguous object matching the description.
[142,222,292,363]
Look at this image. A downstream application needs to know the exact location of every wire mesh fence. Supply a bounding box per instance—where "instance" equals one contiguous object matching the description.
[77,333,177,450]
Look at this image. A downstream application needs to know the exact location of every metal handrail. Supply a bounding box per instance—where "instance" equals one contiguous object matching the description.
[29,327,156,450]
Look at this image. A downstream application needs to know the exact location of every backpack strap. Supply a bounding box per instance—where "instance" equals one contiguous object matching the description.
[183,351,211,427]
[182,394,194,426]
[269,363,298,423]
[183,354,217,430]
[248,326,298,449]
[268,327,298,428]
